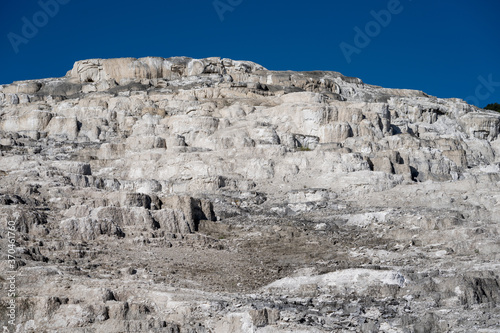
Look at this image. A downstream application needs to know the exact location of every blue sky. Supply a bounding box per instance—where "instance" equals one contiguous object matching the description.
[1,0,499,107]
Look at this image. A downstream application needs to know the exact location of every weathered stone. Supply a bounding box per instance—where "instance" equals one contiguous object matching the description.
[249,308,280,327]
[0,56,500,333]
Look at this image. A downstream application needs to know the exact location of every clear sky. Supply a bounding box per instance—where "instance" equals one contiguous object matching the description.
[1,0,499,107]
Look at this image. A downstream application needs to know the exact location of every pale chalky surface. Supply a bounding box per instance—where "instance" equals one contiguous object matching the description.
[1,56,499,332]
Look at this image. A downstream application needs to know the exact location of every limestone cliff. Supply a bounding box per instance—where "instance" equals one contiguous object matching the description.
[0,57,499,332]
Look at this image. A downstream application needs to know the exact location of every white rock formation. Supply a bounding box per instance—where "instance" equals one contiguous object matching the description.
[0,56,499,332]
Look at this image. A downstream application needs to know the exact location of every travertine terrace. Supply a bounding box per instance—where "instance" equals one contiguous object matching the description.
[1,57,499,332]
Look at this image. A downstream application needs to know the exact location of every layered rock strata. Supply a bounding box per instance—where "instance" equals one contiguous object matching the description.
[1,57,499,332]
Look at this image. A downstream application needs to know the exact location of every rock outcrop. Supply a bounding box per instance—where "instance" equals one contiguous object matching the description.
[1,56,499,332]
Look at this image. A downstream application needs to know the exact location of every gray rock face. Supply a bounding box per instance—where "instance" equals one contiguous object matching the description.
[0,57,499,332]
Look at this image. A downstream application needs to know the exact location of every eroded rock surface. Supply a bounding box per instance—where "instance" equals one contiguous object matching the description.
[1,56,499,332]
